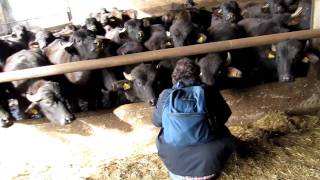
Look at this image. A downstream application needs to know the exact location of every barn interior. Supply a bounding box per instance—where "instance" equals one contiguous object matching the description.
[0,0,320,179]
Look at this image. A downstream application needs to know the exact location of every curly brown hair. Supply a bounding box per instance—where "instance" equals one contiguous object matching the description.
[171,58,200,85]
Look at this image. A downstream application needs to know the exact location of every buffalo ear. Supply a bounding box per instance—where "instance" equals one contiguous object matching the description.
[101,88,110,94]
[119,32,127,39]
[112,80,133,91]
[287,17,301,26]
[287,7,303,26]
[303,53,320,64]
[261,3,270,13]
[64,43,77,54]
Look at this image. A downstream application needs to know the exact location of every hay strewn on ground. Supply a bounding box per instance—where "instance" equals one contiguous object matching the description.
[87,114,320,180]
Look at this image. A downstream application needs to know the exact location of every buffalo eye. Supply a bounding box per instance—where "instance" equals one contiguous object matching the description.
[43,99,53,106]
[136,80,143,87]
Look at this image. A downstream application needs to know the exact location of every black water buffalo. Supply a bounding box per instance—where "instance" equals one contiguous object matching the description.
[203,1,250,87]
[169,10,196,47]
[110,8,137,22]
[104,25,128,45]
[101,14,123,28]
[44,29,111,111]
[0,77,25,127]
[3,49,74,125]
[114,63,157,106]
[0,39,27,67]
[84,17,106,36]
[0,105,10,127]
[122,19,145,42]
[144,24,172,51]
[218,0,242,23]
[116,40,145,55]
[238,14,308,82]
[162,2,211,31]
[141,16,163,28]
[9,25,35,47]
[208,1,245,42]
[241,2,271,19]
[242,0,309,29]
[265,0,300,15]
[115,19,146,55]
[293,0,311,30]
[197,53,226,86]
[53,24,79,40]
[32,30,56,49]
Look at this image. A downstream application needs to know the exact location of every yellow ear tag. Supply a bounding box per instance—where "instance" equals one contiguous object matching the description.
[197,34,207,44]
[30,108,39,115]
[302,56,310,63]
[165,41,172,47]
[268,52,276,60]
[123,83,131,90]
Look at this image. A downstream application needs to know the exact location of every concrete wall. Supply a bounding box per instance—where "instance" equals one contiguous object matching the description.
[0,0,10,35]
[1,0,263,31]
[1,0,69,33]
[68,0,262,24]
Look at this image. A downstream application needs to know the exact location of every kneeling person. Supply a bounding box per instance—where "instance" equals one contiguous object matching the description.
[152,58,235,179]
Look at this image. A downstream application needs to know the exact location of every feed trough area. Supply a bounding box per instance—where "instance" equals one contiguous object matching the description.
[0,0,320,179]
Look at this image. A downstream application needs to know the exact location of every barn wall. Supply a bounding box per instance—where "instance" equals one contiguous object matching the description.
[312,0,320,53]
[1,0,264,31]
[0,0,69,33]
[0,0,10,35]
[68,0,263,24]
[132,0,262,16]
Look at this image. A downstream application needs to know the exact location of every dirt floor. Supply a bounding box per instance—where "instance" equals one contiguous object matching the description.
[88,113,320,180]
[0,102,319,180]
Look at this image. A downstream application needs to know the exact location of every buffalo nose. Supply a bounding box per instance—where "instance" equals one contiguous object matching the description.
[277,6,285,13]
[279,74,294,82]
[138,31,144,39]
[226,13,236,22]
[65,114,75,124]
[0,119,13,128]
[149,99,157,106]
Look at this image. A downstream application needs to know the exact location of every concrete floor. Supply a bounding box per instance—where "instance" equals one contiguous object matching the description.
[0,103,158,179]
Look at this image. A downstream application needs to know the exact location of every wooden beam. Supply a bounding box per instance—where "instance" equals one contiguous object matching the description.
[0,29,320,83]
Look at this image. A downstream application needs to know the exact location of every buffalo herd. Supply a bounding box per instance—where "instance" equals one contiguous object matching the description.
[0,0,318,127]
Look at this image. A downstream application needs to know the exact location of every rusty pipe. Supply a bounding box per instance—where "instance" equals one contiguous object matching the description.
[1,29,320,83]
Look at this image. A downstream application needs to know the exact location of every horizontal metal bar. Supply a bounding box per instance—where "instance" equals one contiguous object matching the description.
[0,29,320,83]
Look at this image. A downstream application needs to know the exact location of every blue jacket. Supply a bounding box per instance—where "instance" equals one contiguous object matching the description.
[152,85,235,177]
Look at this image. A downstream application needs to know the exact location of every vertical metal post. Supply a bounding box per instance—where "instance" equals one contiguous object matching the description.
[312,0,320,49]
[0,1,9,35]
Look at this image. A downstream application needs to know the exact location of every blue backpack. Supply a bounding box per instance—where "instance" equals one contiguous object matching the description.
[162,82,214,147]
